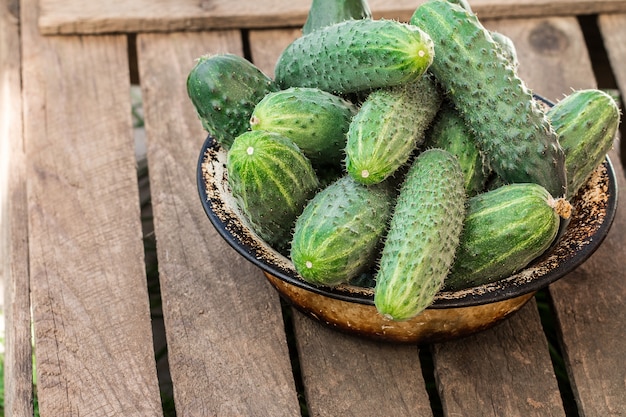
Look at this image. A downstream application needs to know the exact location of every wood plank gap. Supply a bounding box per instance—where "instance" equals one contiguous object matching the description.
[280,302,309,417]
[534,289,580,417]
[417,345,444,417]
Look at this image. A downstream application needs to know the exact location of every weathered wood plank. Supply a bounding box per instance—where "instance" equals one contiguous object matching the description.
[490,15,626,417]
[432,302,566,416]
[429,16,598,417]
[248,28,434,417]
[293,313,434,417]
[37,0,626,35]
[599,14,626,102]
[21,0,164,414]
[136,30,301,416]
[1,0,35,415]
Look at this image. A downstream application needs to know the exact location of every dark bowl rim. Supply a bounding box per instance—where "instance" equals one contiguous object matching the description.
[196,95,619,309]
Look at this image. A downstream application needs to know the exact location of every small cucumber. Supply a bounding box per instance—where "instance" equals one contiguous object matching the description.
[345,73,442,185]
[425,102,490,196]
[227,131,320,253]
[445,183,572,291]
[275,19,434,95]
[547,89,620,199]
[186,53,277,149]
[250,87,358,166]
[410,0,567,198]
[290,175,393,286]
[302,0,372,35]
[374,149,466,321]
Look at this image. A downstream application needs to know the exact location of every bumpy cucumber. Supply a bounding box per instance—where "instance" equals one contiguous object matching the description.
[425,103,490,195]
[547,89,620,199]
[187,53,277,149]
[411,0,567,198]
[345,73,442,185]
[275,19,434,95]
[302,0,372,35]
[445,183,570,291]
[374,149,466,321]
[227,131,319,253]
[290,176,393,286]
[250,87,357,166]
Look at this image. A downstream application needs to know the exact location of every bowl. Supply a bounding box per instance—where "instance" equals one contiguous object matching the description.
[196,105,619,344]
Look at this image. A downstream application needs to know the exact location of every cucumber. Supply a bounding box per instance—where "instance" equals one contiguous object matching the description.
[275,19,434,95]
[186,53,278,149]
[547,89,620,199]
[374,149,466,321]
[290,175,393,286]
[227,130,320,253]
[250,87,358,166]
[410,0,567,198]
[425,102,490,195]
[445,183,571,291]
[345,73,442,185]
[302,0,372,35]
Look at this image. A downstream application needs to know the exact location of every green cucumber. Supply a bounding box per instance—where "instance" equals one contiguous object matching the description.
[445,183,571,291]
[425,103,490,195]
[302,0,372,35]
[250,87,357,166]
[290,175,393,286]
[227,130,320,253]
[374,149,466,321]
[547,89,620,199]
[186,53,278,149]
[275,19,434,95]
[410,0,567,198]
[345,73,442,185]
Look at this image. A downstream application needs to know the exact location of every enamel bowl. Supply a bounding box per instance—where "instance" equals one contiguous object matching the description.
[196,123,618,344]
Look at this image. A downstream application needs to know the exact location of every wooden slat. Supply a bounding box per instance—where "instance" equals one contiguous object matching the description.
[490,15,626,417]
[248,28,434,417]
[432,303,566,416]
[37,0,626,35]
[599,14,626,102]
[21,0,164,413]
[135,30,301,416]
[1,0,34,415]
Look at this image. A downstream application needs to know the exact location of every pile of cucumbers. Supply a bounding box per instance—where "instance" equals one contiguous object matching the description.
[187,0,621,321]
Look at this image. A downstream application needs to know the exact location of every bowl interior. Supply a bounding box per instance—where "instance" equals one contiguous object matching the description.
[197,131,618,309]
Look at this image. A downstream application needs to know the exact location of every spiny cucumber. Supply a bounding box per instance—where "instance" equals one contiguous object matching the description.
[410,0,567,198]
[302,0,372,35]
[186,53,277,149]
[547,89,620,199]
[345,73,442,185]
[290,175,393,286]
[425,102,490,196]
[275,19,434,95]
[227,130,319,253]
[445,183,571,291]
[374,149,466,321]
[250,87,357,166]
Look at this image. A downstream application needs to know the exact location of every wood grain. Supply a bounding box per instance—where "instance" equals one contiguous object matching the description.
[20,0,164,413]
[136,30,301,417]
[293,312,434,417]
[1,0,35,415]
[599,14,626,102]
[489,15,626,417]
[432,302,566,416]
[37,0,626,35]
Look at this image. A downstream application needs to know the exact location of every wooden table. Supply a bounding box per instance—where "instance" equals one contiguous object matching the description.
[2,0,626,416]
